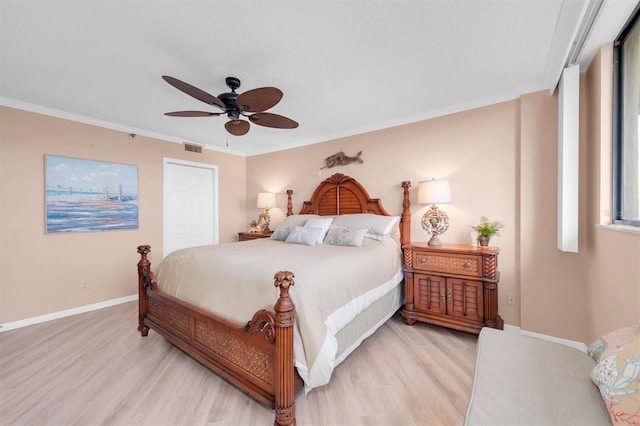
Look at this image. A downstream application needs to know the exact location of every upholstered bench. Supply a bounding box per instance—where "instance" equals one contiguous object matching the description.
[464,326,640,425]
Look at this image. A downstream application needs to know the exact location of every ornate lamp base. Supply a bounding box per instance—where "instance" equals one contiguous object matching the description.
[421,204,449,246]
[258,209,272,233]
[427,234,443,246]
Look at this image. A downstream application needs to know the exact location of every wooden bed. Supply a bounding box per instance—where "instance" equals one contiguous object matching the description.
[136,173,412,426]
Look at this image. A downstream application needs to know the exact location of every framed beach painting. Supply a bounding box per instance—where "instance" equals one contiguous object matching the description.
[45,155,139,233]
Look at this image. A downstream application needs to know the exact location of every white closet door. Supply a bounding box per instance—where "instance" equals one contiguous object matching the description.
[164,158,218,257]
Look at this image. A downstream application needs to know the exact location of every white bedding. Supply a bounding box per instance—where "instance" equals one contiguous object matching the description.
[154,236,403,391]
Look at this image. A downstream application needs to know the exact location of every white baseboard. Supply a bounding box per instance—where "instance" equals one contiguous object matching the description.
[503,324,521,334]
[502,323,587,352]
[0,294,138,333]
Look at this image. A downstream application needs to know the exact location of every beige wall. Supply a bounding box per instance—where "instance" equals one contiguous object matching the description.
[519,90,588,341]
[247,100,522,328]
[0,106,246,324]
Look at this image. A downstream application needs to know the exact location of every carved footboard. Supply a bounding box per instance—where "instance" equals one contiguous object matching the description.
[137,245,300,426]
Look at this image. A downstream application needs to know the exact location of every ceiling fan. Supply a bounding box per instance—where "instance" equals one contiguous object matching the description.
[162,75,299,136]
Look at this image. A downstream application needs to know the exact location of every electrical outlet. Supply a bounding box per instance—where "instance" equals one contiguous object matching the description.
[507,293,516,306]
[81,282,89,290]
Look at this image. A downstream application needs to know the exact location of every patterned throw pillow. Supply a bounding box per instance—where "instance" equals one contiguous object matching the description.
[588,325,640,362]
[589,327,640,425]
[270,223,293,241]
[324,227,367,247]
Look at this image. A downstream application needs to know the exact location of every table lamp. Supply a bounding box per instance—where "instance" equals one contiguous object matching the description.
[256,192,276,233]
[417,178,452,246]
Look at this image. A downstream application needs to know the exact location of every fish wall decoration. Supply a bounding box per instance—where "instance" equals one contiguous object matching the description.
[320,151,364,169]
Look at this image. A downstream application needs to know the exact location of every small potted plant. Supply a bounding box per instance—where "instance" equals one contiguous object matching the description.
[248,220,260,233]
[471,216,504,246]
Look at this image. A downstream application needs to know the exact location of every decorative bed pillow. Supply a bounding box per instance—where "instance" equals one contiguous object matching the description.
[270,223,293,241]
[590,332,640,425]
[588,325,640,362]
[304,217,334,244]
[270,214,321,241]
[284,226,323,246]
[332,214,400,241]
[324,226,367,247]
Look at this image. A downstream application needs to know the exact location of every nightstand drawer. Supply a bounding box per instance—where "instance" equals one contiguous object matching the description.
[412,251,482,277]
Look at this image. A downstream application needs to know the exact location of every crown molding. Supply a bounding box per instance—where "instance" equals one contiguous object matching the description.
[0,97,246,157]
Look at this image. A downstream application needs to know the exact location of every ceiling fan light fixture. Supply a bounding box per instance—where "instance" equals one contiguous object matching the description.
[224,119,250,136]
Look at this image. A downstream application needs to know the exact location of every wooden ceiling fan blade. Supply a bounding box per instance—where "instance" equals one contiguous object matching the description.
[249,112,298,129]
[225,120,250,136]
[165,111,222,117]
[162,75,226,109]
[236,87,283,112]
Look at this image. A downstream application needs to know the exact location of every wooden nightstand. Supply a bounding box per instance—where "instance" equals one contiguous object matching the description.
[401,243,503,334]
[238,231,272,241]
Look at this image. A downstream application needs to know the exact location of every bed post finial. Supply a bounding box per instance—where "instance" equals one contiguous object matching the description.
[274,271,294,300]
[137,245,152,336]
[273,271,296,426]
[401,181,411,247]
[286,190,293,216]
[137,244,150,261]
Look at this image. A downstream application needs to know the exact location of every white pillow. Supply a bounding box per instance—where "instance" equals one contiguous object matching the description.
[284,226,323,246]
[304,217,334,244]
[332,214,400,240]
[281,214,321,227]
[324,226,368,247]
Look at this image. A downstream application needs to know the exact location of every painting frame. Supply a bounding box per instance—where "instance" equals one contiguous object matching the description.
[45,154,139,234]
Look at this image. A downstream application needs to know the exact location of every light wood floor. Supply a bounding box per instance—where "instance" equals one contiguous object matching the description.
[0,302,478,425]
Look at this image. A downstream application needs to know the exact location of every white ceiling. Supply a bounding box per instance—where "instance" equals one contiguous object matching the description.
[1,0,637,156]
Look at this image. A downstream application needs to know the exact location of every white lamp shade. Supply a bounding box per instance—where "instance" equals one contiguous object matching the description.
[256,192,277,209]
[417,179,452,204]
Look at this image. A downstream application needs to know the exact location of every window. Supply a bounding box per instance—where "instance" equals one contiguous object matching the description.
[613,7,640,227]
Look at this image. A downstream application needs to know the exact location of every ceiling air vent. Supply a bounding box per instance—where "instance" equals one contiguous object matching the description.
[183,142,203,154]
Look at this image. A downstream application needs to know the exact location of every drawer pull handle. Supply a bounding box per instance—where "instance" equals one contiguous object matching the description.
[463,262,472,268]
[419,258,427,264]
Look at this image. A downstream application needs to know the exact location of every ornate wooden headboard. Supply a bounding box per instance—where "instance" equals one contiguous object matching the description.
[285,173,412,246]
[298,173,389,216]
